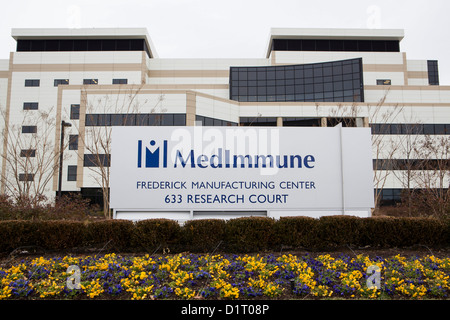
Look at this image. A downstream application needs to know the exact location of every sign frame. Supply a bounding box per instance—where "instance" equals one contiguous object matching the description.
[110,125,374,221]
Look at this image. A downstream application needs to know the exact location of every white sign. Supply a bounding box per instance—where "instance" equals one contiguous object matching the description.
[110,126,374,220]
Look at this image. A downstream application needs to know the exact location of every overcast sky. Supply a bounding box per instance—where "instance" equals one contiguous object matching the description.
[1,0,449,84]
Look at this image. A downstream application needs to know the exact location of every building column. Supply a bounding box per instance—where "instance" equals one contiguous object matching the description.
[363,117,370,128]
[277,117,283,127]
[186,91,196,126]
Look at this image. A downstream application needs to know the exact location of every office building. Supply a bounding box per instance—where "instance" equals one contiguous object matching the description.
[0,27,448,209]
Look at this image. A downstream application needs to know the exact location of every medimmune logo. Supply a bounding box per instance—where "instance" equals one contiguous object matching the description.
[137,139,168,168]
[137,139,315,169]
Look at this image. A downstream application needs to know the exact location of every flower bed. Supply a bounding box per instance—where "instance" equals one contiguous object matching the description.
[1,253,449,300]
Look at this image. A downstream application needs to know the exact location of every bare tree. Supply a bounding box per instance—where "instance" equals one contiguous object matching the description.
[0,107,66,206]
[390,120,423,216]
[327,90,404,209]
[74,85,165,218]
[411,135,450,218]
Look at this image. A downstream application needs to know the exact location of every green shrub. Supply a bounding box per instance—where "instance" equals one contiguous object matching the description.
[223,216,275,253]
[181,219,226,253]
[33,220,86,251]
[0,215,448,254]
[0,195,15,220]
[133,219,182,253]
[0,220,86,253]
[0,220,37,252]
[360,216,397,247]
[405,217,447,247]
[446,218,450,246]
[316,215,364,249]
[360,216,447,248]
[85,219,135,252]
[0,193,99,221]
[273,216,319,249]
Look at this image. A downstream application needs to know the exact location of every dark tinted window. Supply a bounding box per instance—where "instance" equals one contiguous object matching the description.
[230,58,364,102]
[73,40,88,51]
[84,154,110,167]
[427,60,439,85]
[17,38,152,58]
[283,118,320,127]
[374,159,450,171]
[130,39,144,50]
[116,40,130,50]
[88,40,101,51]
[434,124,446,135]
[25,79,40,87]
[30,40,45,51]
[83,79,98,85]
[19,173,34,182]
[23,102,38,110]
[70,104,80,120]
[22,126,37,133]
[423,124,435,135]
[196,115,237,126]
[240,117,277,126]
[112,79,128,85]
[20,149,36,157]
[371,123,450,135]
[272,39,400,53]
[174,114,187,126]
[54,79,69,86]
[377,79,391,85]
[45,40,59,51]
[102,40,115,50]
[17,40,31,51]
[67,166,77,181]
[69,135,78,150]
[60,40,74,51]
[85,113,186,126]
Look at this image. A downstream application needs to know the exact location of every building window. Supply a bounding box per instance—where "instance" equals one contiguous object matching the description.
[272,39,400,53]
[427,60,439,85]
[376,188,402,206]
[25,79,40,87]
[23,102,39,110]
[196,115,238,126]
[22,126,37,134]
[434,124,447,135]
[70,104,80,120]
[173,114,186,126]
[423,124,435,135]
[283,117,321,127]
[112,79,128,85]
[240,117,277,126]
[54,79,70,86]
[67,165,77,181]
[373,159,450,171]
[69,135,78,150]
[85,113,186,126]
[17,38,152,58]
[370,123,450,135]
[84,154,111,167]
[19,173,34,182]
[83,79,98,85]
[20,149,36,157]
[376,79,391,85]
[230,58,364,103]
[80,188,105,209]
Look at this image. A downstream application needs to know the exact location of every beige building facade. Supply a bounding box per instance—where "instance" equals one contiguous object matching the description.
[0,27,448,209]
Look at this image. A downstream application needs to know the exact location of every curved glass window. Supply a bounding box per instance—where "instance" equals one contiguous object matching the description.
[230,58,364,103]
